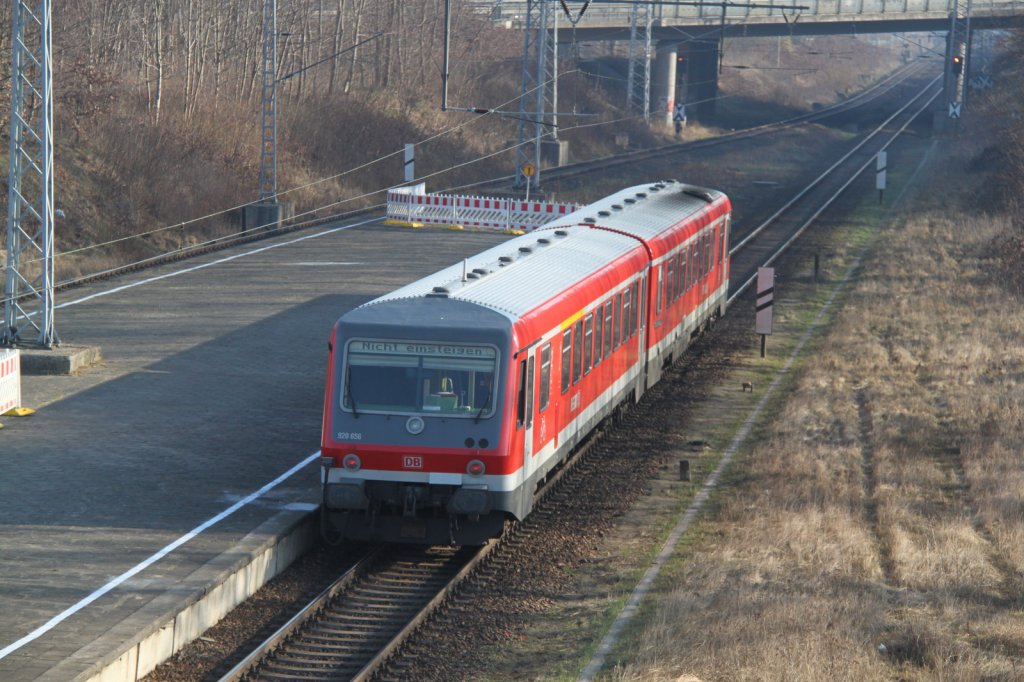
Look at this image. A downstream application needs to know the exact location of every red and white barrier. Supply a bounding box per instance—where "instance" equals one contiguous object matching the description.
[0,348,21,415]
[387,184,579,232]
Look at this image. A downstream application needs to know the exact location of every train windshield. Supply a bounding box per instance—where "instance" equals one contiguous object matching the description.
[342,339,499,418]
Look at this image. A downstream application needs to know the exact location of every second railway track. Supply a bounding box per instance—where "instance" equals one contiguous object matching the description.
[163,64,944,682]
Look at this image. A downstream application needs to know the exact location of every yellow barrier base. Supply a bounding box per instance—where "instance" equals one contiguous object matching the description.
[382,219,425,228]
[4,407,34,417]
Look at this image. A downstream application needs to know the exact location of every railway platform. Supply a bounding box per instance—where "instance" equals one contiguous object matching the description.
[0,216,510,681]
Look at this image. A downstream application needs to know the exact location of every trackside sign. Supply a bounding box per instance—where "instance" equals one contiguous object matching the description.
[0,348,21,414]
[755,267,775,335]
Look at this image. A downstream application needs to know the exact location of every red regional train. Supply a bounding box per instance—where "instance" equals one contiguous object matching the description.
[321,181,732,544]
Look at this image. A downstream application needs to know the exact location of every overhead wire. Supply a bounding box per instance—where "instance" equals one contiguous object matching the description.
[9,76,551,269]
[4,8,864,285]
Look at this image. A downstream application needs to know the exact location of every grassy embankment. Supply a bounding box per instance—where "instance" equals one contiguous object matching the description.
[604,88,1024,682]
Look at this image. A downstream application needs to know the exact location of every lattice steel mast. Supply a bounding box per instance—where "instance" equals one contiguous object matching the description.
[4,0,56,347]
[626,2,653,121]
[515,0,558,191]
[945,0,971,118]
[259,0,278,201]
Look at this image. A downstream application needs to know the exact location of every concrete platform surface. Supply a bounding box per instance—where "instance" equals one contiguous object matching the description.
[0,217,510,681]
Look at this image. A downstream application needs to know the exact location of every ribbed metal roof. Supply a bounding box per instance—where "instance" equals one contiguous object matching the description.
[544,180,723,240]
[363,181,724,320]
[365,224,638,319]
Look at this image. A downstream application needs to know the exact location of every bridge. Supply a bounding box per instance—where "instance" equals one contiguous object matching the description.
[485,0,1024,36]
[478,0,1023,182]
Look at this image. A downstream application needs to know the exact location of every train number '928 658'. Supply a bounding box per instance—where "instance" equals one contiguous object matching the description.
[320,181,732,545]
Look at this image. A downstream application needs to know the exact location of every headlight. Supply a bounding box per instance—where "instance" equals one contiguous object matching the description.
[342,453,361,471]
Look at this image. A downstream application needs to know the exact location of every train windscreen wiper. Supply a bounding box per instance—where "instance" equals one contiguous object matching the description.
[345,364,359,419]
[474,385,492,423]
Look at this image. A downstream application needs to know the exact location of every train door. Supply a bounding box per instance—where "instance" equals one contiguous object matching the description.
[635,272,648,401]
[515,353,536,482]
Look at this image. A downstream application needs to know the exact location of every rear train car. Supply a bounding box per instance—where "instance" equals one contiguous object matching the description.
[320,181,731,544]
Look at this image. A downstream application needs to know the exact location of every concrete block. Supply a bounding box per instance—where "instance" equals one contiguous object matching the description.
[540,139,570,167]
[242,201,295,232]
[20,344,102,375]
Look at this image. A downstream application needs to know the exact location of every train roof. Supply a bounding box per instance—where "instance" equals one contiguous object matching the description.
[359,181,728,321]
[544,180,727,240]
[364,224,639,321]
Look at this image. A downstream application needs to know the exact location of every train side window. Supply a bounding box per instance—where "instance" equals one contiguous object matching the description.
[639,275,646,329]
[622,289,631,342]
[539,343,551,412]
[722,217,730,261]
[572,319,584,384]
[669,254,676,301]
[659,264,667,311]
[631,281,640,335]
[594,307,604,367]
[560,328,572,394]
[706,231,712,275]
[702,232,708,277]
[613,292,622,350]
[665,257,674,307]
[603,301,613,357]
[583,313,594,375]
[671,250,679,296]
[711,226,719,272]
[689,244,696,289]
[696,234,702,280]
[680,249,688,295]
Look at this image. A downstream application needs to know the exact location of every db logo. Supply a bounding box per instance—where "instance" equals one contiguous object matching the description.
[403,456,423,469]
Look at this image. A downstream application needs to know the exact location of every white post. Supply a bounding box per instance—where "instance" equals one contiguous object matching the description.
[404,143,414,183]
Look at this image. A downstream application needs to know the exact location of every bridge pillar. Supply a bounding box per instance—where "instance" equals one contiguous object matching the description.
[687,41,719,123]
[651,43,677,128]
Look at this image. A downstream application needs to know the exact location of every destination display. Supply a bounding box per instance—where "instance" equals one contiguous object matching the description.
[351,340,496,358]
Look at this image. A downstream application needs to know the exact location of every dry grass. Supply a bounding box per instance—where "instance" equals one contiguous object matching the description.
[609,135,1024,678]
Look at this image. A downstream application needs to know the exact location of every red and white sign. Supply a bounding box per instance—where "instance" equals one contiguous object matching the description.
[386,184,579,232]
[0,349,21,415]
[403,456,423,469]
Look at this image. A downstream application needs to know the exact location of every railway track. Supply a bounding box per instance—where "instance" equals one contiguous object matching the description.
[220,544,484,681]
[468,58,931,192]
[212,71,943,682]
[39,60,929,307]
[222,422,611,681]
[727,73,942,300]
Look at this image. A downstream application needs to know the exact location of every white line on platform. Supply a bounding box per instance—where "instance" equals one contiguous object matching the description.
[0,450,322,660]
[56,218,377,310]
[288,261,366,266]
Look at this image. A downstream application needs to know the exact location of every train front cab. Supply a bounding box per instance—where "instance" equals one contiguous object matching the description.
[320,298,527,545]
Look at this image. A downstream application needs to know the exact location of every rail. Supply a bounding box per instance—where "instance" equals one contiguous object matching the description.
[727,74,941,304]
